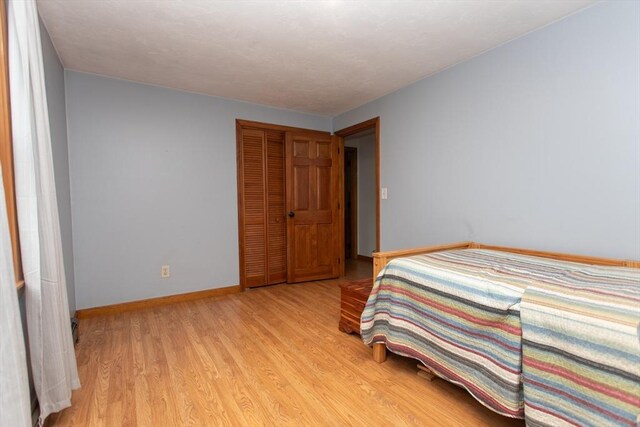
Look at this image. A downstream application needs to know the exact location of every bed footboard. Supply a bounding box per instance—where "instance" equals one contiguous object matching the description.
[369,242,475,363]
[372,241,475,279]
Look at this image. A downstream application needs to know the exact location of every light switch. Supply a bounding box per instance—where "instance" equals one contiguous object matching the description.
[381,187,388,200]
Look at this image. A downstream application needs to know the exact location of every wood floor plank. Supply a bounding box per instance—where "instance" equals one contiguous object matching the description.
[47,260,524,427]
[229,294,369,425]
[256,285,443,426]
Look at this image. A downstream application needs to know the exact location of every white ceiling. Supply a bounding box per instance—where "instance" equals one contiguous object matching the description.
[37,0,596,116]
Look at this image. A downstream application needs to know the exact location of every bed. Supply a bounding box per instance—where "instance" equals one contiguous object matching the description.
[362,242,639,426]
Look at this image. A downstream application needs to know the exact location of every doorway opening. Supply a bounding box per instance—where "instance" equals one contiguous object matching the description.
[336,118,380,269]
[344,146,357,260]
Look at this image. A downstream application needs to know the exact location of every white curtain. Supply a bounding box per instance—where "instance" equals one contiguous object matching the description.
[8,0,80,425]
[0,165,31,427]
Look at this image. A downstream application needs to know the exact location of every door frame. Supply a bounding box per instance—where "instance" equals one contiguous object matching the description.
[344,147,358,260]
[335,117,381,259]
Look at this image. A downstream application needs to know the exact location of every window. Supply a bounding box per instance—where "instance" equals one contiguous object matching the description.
[0,0,23,288]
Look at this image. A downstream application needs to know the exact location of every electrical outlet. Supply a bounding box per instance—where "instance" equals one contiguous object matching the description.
[381,187,388,200]
[161,265,170,278]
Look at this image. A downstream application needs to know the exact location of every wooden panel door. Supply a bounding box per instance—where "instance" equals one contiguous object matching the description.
[285,132,341,282]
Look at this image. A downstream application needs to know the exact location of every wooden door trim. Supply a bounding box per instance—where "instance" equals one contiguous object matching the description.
[332,135,342,278]
[237,119,331,137]
[335,117,379,137]
[335,117,380,252]
[344,147,358,260]
[336,135,345,277]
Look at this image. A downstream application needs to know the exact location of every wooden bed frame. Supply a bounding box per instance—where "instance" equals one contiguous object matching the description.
[370,241,640,363]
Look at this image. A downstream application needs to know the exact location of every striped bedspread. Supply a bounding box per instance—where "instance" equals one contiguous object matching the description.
[361,248,640,424]
[361,249,540,418]
[520,263,640,427]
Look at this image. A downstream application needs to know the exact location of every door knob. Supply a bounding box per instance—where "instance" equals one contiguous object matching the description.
[288,211,295,218]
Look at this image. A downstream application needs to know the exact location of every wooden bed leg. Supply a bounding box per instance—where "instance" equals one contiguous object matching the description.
[372,343,387,363]
[417,364,435,381]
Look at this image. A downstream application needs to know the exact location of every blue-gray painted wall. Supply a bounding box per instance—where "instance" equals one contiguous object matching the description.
[65,71,331,309]
[64,0,639,310]
[333,0,640,260]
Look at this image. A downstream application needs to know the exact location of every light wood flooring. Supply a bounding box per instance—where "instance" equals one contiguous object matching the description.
[48,260,524,426]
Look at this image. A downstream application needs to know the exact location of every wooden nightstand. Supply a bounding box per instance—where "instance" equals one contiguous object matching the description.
[338,278,373,334]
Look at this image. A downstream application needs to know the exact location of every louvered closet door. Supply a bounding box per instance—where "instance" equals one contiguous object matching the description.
[265,131,287,284]
[239,128,267,287]
[238,127,287,288]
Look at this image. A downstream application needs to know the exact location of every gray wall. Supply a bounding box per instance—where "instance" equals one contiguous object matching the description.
[345,134,377,256]
[333,0,640,260]
[40,19,75,315]
[65,71,331,309]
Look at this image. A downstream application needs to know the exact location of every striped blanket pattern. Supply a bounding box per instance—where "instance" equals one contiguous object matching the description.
[361,249,541,418]
[361,248,640,424]
[520,262,640,427]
